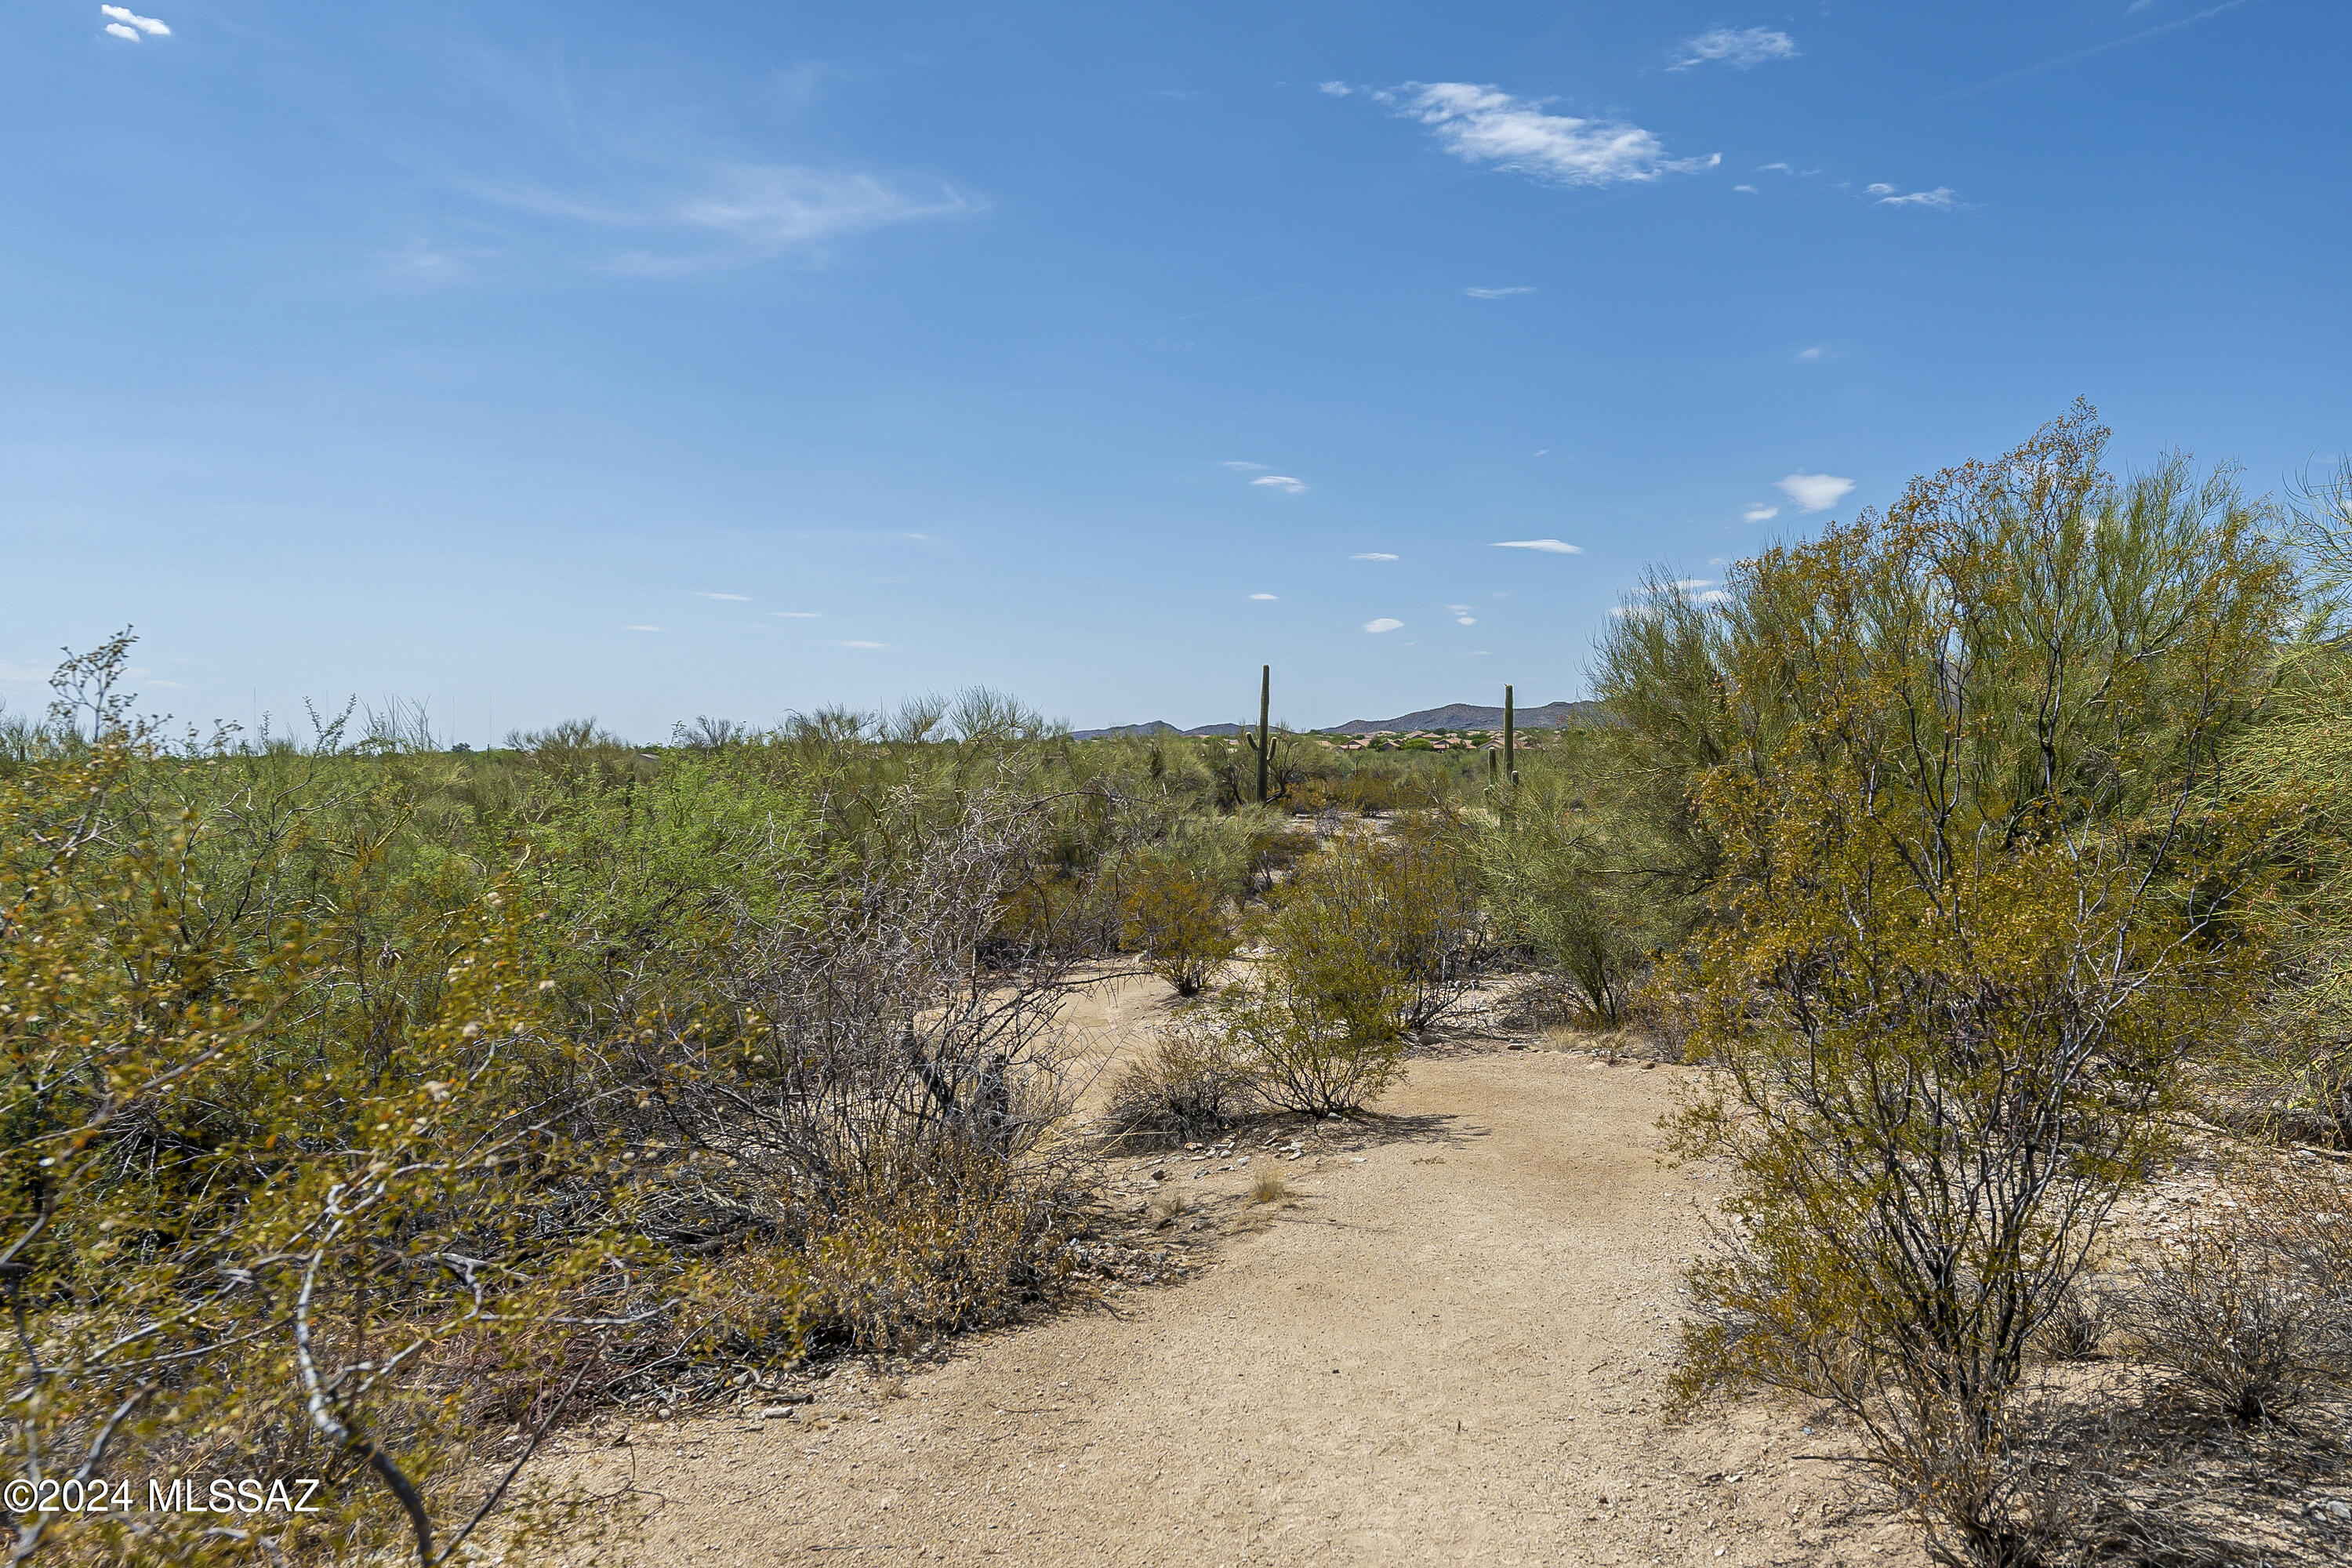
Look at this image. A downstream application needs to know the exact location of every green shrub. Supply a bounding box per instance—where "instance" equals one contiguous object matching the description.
[1255,818,1487,1031]
[1119,855,1239,996]
[1660,406,2296,1567]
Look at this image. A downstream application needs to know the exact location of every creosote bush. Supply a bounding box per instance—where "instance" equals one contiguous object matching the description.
[1118,855,1238,996]
[1253,819,1486,1033]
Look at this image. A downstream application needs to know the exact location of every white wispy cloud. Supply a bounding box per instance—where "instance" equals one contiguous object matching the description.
[1733,183,1759,194]
[1456,615,1477,626]
[1463,285,1536,298]
[1359,82,1717,188]
[1668,579,1712,591]
[1363,618,1404,633]
[625,624,662,633]
[1351,552,1399,561]
[469,164,979,274]
[1946,0,2259,100]
[100,7,169,37]
[1867,183,1959,209]
[1671,27,1797,70]
[1317,81,1353,97]
[1250,474,1308,494]
[1743,504,1780,522]
[1797,346,1823,360]
[770,611,822,619]
[1759,162,1794,173]
[696,591,752,601]
[1250,593,1279,601]
[1492,539,1582,554]
[1777,473,1854,512]
[1221,459,1268,471]
[1691,589,1733,604]
[835,640,887,649]
[0,660,50,684]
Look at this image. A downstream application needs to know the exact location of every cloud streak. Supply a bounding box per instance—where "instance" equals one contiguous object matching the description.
[1463,285,1536,298]
[1250,474,1308,494]
[1339,82,1717,189]
[1671,27,1797,70]
[466,164,981,275]
[1363,618,1403,633]
[1867,183,1959,209]
[1351,552,1398,561]
[1945,0,2262,99]
[1491,539,1582,554]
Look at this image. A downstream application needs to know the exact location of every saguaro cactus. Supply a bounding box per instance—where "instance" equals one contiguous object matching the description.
[1504,684,1517,786]
[1256,664,1272,804]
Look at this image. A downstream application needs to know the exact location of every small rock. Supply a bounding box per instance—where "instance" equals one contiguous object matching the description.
[759,1406,800,1420]
[1640,1060,1657,1071]
[1151,1168,1170,1181]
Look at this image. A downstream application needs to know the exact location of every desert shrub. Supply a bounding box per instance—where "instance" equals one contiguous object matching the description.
[1663,407,2297,1566]
[1255,819,1487,1032]
[1216,931,1410,1116]
[2232,641,2352,1145]
[2122,1230,2339,1423]
[599,792,1099,1350]
[1119,855,1239,996]
[0,648,624,1566]
[2032,1279,2122,1363]
[1478,757,1681,1025]
[1102,1020,1257,1142]
[1243,821,1321,896]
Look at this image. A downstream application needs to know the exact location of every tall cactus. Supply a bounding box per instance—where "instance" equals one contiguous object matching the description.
[1239,664,1285,807]
[1504,683,1517,786]
[1256,664,1271,804]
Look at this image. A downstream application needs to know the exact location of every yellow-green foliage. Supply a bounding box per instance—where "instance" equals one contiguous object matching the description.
[1658,406,2298,1565]
[2231,466,2352,1141]
[1254,818,1486,1031]
[1118,855,1238,996]
[1,695,619,1565]
[1477,738,1680,1025]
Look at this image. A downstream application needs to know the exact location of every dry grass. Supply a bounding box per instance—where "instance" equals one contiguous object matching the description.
[1248,1169,1292,1205]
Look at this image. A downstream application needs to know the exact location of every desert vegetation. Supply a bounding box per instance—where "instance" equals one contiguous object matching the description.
[5,403,2351,1566]
[0,647,1502,1563]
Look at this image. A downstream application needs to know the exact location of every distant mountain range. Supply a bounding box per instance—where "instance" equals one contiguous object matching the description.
[1322,699,1606,734]
[1068,700,1606,741]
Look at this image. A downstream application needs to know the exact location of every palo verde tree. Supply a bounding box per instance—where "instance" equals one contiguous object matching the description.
[1661,404,2302,1566]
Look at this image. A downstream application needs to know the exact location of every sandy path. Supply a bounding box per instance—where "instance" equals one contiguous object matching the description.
[539,1005,1915,1566]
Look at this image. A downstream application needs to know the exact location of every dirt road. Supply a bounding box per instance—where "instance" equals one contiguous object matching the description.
[541,985,1911,1566]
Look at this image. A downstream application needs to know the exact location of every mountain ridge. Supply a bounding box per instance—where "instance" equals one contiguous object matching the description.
[1068,700,1605,741]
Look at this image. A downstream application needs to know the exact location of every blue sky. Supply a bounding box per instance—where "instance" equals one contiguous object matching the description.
[3,2,2344,739]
